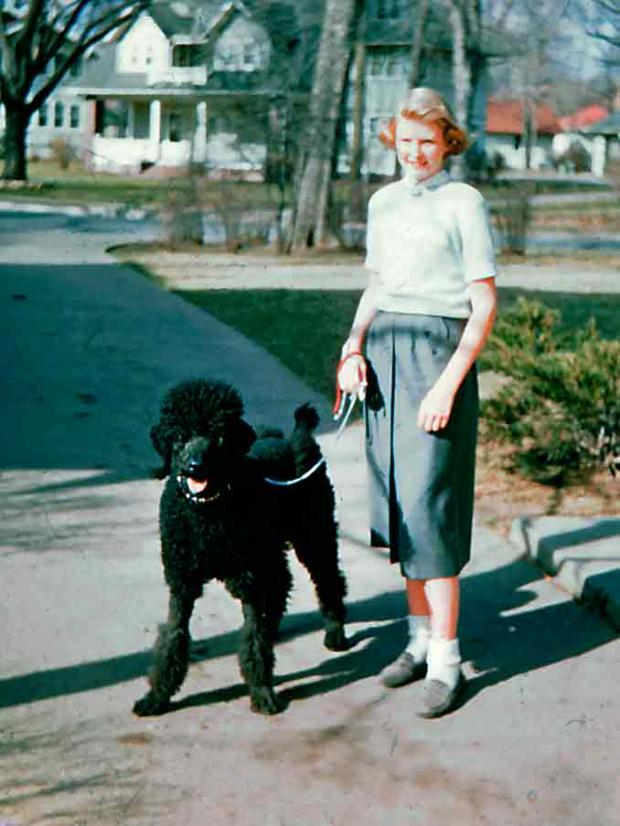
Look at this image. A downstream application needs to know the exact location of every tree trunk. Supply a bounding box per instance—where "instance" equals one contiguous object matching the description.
[409,0,430,86]
[446,1,471,181]
[349,30,366,183]
[2,103,30,181]
[289,0,357,250]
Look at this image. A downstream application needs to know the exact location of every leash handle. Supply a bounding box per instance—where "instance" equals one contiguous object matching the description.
[333,351,366,418]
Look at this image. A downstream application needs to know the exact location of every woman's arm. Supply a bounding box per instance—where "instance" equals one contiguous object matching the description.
[417,277,497,433]
[338,285,380,395]
[343,285,380,353]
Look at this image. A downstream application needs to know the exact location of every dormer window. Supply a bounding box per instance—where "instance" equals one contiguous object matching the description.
[214,39,262,72]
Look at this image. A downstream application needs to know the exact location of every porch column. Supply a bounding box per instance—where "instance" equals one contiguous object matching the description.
[591,136,606,178]
[149,99,161,161]
[193,101,207,163]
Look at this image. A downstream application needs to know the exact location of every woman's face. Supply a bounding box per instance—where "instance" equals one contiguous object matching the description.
[395,117,447,183]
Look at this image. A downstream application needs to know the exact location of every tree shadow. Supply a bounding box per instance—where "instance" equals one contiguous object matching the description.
[2,554,615,714]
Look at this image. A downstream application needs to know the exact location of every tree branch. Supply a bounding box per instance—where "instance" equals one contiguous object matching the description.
[27,3,145,114]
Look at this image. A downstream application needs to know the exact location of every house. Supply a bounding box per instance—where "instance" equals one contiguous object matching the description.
[582,110,620,172]
[66,0,291,176]
[485,98,560,171]
[338,0,492,178]
[553,104,613,177]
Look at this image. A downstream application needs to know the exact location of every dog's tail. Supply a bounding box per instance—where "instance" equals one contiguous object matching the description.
[294,403,320,432]
[291,404,322,475]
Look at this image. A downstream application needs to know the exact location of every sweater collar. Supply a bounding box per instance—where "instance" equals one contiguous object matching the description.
[401,169,451,196]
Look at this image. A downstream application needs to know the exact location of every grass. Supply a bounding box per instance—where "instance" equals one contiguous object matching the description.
[1,159,285,209]
[173,286,620,403]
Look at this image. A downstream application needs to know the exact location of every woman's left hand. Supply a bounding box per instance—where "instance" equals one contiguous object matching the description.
[417,382,455,432]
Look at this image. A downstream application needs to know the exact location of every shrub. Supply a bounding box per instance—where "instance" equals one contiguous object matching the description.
[489,181,532,256]
[482,298,620,485]
[50,138,75,170]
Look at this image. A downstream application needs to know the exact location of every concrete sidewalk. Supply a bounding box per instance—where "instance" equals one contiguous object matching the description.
[1,216,619,825]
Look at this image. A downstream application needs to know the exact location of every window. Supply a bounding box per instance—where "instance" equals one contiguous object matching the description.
[70,104,80,129]
[376,0,401,19]
[54,101,64,128]
[38,104,48,127]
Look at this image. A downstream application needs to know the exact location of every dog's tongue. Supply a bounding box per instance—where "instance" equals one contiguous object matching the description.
[187,477,208,495]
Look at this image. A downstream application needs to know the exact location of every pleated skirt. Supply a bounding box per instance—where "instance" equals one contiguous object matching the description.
[364,311,479,579]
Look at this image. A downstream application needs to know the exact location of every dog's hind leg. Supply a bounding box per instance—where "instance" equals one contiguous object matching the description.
[292,528,349,652]
[133,590,196,716]
[238,599,283,714]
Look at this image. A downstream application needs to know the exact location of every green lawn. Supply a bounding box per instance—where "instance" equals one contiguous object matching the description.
[174,287,620,401]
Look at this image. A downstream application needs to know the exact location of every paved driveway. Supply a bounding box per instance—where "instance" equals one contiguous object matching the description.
[1,212,618,826]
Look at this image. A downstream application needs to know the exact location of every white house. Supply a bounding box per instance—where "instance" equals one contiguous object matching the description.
[485,98,560,171]
[67,0,276,176]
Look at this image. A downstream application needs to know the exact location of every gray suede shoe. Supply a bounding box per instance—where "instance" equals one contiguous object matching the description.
[380,651,426,688]
[416,671,465,718]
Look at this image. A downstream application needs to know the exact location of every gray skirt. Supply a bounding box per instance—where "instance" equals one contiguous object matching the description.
[364,311,478,579]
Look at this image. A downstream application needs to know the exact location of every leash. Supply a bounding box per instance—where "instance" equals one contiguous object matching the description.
[333,352,366,440]
[263,457,326,487]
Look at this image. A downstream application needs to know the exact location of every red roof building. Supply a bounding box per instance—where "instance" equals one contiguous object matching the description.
[558,104,609,132]
[486,98,560,135]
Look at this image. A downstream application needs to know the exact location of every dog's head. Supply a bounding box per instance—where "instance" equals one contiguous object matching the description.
[151,380,256,501]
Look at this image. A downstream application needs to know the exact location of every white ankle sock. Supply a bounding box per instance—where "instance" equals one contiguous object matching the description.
[426,637,461,690]
[404,615,431,663]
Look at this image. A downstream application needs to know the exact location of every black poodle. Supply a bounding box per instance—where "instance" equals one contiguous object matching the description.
[133,379,348,716]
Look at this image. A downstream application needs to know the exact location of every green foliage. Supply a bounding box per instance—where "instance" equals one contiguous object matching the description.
[482,297,620,485]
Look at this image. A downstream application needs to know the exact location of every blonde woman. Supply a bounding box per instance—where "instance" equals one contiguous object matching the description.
[339,87,497,717]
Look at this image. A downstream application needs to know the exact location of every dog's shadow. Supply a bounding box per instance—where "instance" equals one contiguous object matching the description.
[169,552,616,714]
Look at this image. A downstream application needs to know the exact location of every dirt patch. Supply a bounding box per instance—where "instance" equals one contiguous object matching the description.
[475,440,618,536]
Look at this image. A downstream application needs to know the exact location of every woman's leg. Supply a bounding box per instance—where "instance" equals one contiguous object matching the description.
[417,575,464,718]
[380,578,430,687]
[423,576,459,639]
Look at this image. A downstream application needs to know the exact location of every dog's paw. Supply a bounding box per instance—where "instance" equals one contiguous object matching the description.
[324,625,349,652]
[133,692,171,717]
[250,687,284,715]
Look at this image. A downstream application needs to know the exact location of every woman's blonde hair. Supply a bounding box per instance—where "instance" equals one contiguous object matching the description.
[379,87,468,157]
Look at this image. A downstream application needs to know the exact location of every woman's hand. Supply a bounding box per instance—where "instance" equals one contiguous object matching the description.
[417,381,455,432]
[337,352,367,399]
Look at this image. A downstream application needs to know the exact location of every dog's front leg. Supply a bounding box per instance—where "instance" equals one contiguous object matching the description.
[239,600,282,715]
[133,590,196,716]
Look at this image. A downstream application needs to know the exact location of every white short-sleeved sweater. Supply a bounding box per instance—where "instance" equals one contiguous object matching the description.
[365,169,497,319]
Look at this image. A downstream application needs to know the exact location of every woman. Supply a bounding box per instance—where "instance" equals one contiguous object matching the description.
[338,87,497,718]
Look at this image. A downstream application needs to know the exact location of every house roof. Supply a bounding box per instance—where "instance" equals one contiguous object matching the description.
[149,0,243,40]
[558,104,609,131]
[582,110,620,136]
[486,99,560,136]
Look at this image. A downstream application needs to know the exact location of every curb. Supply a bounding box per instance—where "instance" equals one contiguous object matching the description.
[510,515,620,631]
[0,198,153,221]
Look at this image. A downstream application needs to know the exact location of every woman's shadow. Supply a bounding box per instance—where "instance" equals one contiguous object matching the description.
[174,550,616,713]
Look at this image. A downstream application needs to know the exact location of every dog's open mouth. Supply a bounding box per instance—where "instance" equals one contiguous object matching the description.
[177,474,221,503]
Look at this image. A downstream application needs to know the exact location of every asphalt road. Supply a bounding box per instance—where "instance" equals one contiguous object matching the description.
[1,211,618,826]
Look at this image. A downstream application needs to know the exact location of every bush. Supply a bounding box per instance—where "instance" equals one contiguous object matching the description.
[490,182,532,255]
[50,138,75,170]
[482,298,620,485]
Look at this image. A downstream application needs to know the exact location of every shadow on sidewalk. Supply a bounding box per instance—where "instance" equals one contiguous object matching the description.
[1,553,615,713]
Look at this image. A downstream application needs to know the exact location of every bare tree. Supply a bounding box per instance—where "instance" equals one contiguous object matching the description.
[409,0,430,86]
[444,0,478,179]
[289,0,358,250]
[0,0,147,180]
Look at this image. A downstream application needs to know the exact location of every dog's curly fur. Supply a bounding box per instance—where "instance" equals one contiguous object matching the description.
[133,379,348,716]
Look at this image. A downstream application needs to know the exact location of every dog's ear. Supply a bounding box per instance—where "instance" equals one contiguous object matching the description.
[150,422,172,477]
[226,418,256,458]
